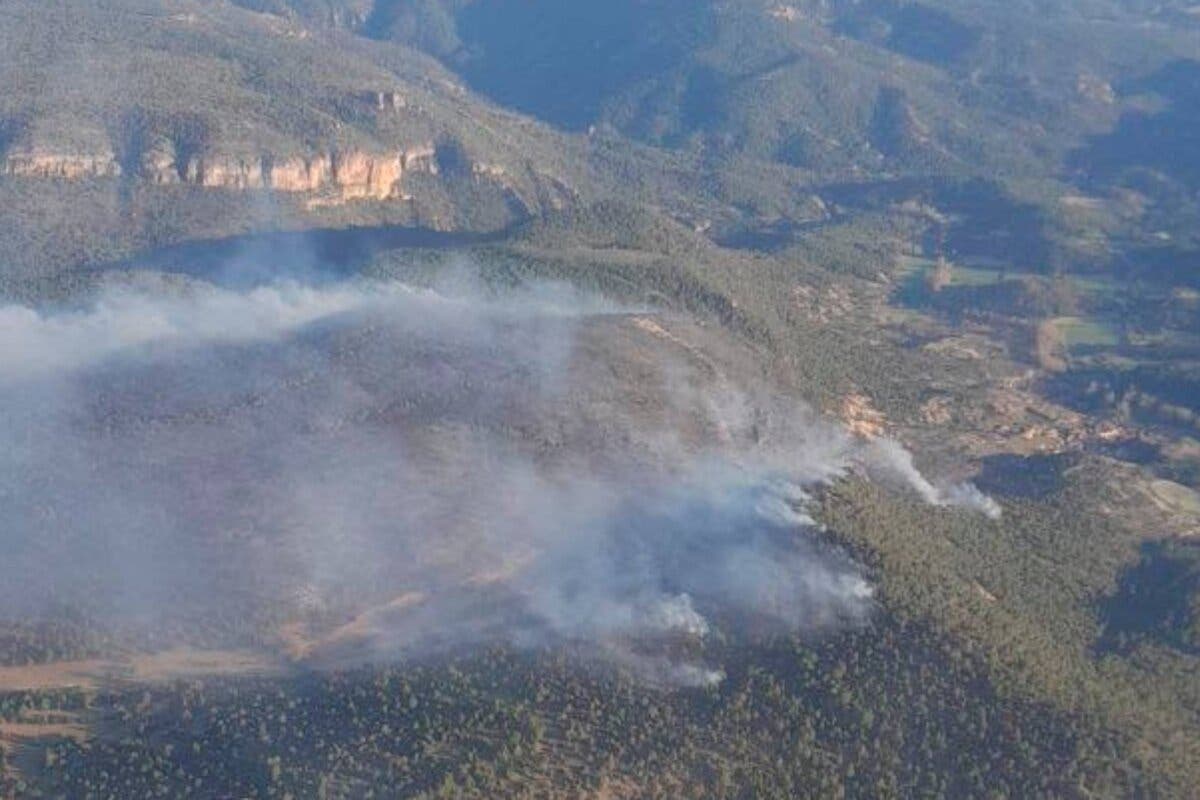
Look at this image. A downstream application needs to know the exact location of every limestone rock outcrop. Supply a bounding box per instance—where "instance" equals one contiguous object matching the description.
[265,155,329,192]
[3,150,121,179]
[3,145,442,207]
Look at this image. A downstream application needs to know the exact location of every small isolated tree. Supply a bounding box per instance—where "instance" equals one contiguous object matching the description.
[437,773,459,798]
[1033,319,1067,372]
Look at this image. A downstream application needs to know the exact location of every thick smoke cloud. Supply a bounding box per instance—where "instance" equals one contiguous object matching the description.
[0,269,997,683]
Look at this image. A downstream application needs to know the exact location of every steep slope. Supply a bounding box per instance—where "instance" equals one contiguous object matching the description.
[0,0,591,283]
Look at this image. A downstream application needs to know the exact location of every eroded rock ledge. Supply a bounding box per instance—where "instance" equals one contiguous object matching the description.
[2,145,440,206]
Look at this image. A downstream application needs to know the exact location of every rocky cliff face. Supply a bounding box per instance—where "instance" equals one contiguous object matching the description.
[2,145,441,206]
[3,150,122,179]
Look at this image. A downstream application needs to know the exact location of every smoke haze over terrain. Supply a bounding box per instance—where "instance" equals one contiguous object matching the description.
[0,267,998,681]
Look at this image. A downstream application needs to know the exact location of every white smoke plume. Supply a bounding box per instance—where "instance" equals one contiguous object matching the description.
[863,438,1003,520]
[0,268,997,682]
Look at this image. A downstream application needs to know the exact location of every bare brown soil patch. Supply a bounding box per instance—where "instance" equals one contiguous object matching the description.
[0,648,284,694]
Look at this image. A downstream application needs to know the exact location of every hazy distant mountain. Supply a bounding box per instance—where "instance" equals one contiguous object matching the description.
[234,0,1198,179]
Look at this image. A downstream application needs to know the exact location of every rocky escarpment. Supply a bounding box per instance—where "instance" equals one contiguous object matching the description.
[2,144,440,207]
[3,151,123,180]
